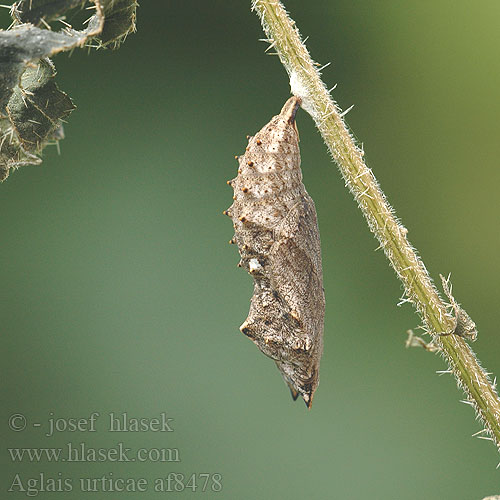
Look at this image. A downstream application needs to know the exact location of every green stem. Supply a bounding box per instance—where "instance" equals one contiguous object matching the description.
[252,0,500,452]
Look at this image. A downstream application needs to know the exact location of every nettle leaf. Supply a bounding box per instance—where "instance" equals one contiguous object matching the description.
[13,0,138,48]
[0,0,137,181]
[1,58,76,181]
[0,24,90,110]
[7,59,75,152]
[0,119,41,182]
[98,0,137,48]
[13,0,87,25]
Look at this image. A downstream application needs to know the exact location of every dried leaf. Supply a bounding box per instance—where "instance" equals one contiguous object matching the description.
[98,0,137,48]
[0,23,90,110]
[0,0,136,180]
[13,0,86,25]
[6,59,75,152]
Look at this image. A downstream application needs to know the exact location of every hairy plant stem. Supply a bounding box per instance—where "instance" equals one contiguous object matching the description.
[252,0,500,452]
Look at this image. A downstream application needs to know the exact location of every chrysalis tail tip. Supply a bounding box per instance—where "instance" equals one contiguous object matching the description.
[303,393,313,409]
[289,386,314,408]
[289,386,299,401]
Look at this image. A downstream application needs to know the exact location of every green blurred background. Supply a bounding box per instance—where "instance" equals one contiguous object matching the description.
[2,1,500,498]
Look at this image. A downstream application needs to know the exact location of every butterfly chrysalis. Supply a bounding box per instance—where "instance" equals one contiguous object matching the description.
[224,96,325,408]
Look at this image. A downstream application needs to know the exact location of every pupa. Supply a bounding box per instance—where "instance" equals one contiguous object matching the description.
[224,96,325,408]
